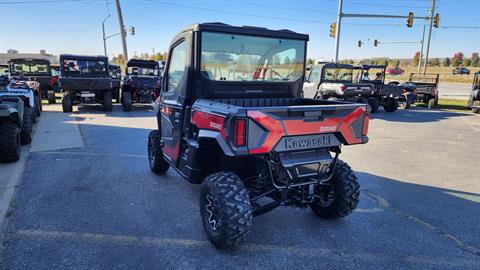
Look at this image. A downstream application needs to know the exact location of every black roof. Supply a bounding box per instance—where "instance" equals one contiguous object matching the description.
[361,64,386,70]
[59,54,108,61]
[126,59,158,67]
[9,58,51,64]
[314,63,353,69]
[181,22,309,40]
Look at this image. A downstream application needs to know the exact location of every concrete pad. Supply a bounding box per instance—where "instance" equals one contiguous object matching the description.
[30,107,84,152]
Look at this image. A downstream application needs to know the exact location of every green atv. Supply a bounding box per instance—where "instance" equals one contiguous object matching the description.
[0,97,23,162]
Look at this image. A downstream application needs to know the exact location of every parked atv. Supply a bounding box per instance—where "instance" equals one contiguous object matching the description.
[353,65,402,113]
[121,59,160,111]
[0,78,39,144]
[468,72,480,113]
[148,23,369,249]
[59,55,112,112]
[8,58,56,104]
[303,63,374,111]
[408,73,439,109]
[0,97,23,162]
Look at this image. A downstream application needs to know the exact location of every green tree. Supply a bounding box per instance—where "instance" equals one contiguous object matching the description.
[430,58,440,66]
[154,53,163,61]
[463,58,472,66]
[471,52,479,67]
[307,58,315,65]
[392,59,400,67]
[442,57,451,67]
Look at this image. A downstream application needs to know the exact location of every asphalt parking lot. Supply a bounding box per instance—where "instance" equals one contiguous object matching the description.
[0,104,479,269]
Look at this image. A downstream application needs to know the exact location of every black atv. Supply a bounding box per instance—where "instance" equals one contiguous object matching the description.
[147,23,370,249]
[59,55,112,112]
[8,58,56,104]
[408,73,440,109]
[121,59,161,111]
[353,65,402,113]
[303,63,375,111]
[468,72,480,113]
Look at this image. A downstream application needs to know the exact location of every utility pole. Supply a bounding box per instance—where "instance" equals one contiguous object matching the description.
[334,0,343,63]
[115,0,128,62]
[418,24,426,73]
[423,0,436,74]
[102,14,111,57]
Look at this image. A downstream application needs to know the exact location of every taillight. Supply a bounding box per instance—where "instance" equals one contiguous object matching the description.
[339,85,345,93]
[234,119,247,147]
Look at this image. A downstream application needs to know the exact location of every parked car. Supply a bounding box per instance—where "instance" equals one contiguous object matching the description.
[59,54,112,112]
[148,22,369,249]
[452,67,470,75]
[386,66,404,75]
[468,71,480,113]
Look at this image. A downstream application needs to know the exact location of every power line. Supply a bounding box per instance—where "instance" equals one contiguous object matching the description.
[0,0,104,4]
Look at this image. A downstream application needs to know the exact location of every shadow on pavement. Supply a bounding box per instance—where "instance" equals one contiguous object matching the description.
[371,107,471,123]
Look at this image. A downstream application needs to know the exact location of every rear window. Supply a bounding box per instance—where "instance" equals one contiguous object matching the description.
[61,59,108,77]
[10,62,51,75]
[323,67,353,82]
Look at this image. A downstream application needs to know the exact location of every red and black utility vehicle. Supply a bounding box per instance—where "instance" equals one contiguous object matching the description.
[121,59,160,111]
[148,23,369,249]
[8,58,57,104]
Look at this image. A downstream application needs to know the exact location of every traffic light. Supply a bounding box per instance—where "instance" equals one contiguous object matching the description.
[407,12,414,27]
[130,26,136,36]
[329,22,336,38]
[374,40,378,47]
[433,13,440,28]
[357,40,362,47]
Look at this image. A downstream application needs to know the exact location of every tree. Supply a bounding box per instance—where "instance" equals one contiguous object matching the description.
[452,52,464,67]
[463,58,472,67]
[392,59,400,67]
[442,57,451,67]
[430,58,440,66]
[116,54,125,65]
[412,51,420,66]
[307,58,315,65]
[471,52,479,67]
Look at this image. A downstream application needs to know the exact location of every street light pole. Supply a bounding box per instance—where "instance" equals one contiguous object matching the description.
[418,24,426,73]
[115,0,128,63]
[334,0,343,63]
[102,14,111,57]
[423,0,436,74]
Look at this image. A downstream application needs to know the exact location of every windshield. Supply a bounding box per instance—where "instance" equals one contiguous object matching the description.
[200,32,305,82]
[10,62,51,75]
[61,59,107,77]
[127,66,158,76]
[323,67,353,82]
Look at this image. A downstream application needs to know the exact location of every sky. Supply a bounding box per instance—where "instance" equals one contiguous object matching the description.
[0,0,479,61]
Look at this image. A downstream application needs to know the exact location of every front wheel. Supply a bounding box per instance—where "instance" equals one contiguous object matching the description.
[310,160,360,219]
[147,130,170,174]
[62,92,73,113]
[122,91,132,111]
[103,90,112,111]
[200,171,253,249]
[20,107,34,145]
[383,98,398,112]
[0,120,21,163]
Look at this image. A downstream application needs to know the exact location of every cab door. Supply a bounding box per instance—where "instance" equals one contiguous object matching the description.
[303,65,321,98]
[160,39,189,165]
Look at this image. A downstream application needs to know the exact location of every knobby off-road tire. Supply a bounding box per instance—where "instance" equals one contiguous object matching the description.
[103,90,113,111]
[122,92,132,112]
[310,160,360,219]
[427,98,436,109]
[147,130,170,174]
[62,93,73,113]
[472,101,480,113]
[367,97,379,113]
[383,98,398,113]
[200,171,253,249]
[47,91,56,104]
[35,95,42,116]
[20,107,34,145]
[0,120,21,162]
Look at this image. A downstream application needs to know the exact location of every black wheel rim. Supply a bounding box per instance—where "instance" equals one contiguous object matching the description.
[205,193,220,232]
[317,188,335,207]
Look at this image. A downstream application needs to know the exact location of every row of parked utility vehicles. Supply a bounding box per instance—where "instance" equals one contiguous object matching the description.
[0,56,162,113]
[303,62,441,112]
